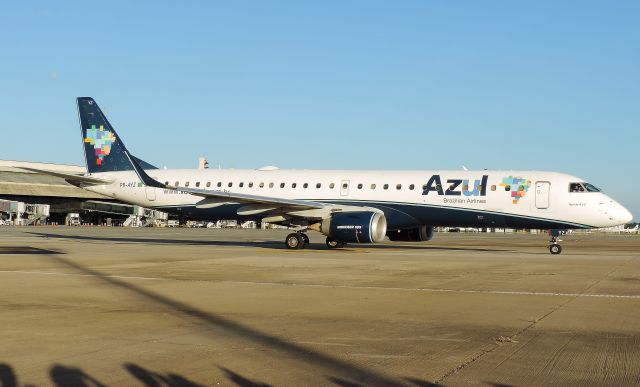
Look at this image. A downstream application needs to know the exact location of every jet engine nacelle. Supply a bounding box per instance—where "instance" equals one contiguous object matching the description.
[386,225,435,242]
[319,211,388,243]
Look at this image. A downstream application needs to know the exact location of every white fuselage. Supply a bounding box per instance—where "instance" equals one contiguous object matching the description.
[85,169,632,230]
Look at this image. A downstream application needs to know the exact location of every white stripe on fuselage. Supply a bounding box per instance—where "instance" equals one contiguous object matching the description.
[86,169,628,229]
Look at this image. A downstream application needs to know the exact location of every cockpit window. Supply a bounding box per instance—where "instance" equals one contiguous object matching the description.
[569,183,584,192]
[584,183,601,192]
[569,182,601,193]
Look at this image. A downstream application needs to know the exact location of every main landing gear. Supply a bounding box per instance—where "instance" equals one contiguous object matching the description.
[285,232,310,249]
[325,237,346,249]
[284,233,348,250]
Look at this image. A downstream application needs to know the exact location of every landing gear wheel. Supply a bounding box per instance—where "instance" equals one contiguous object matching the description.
[300,233,310,246]
[285,233,304,249]
[549,244,562,255]
[326,237,346,249]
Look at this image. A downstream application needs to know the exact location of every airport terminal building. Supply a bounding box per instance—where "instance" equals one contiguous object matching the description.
[0,160,167,226]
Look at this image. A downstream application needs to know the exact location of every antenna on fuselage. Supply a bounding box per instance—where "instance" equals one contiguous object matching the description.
[462,165,469,171]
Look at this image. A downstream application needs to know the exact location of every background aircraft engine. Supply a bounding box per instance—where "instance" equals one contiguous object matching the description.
[386,225,435,242]
[320,211,388,243]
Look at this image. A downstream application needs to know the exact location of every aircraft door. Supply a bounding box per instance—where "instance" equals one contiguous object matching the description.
[535,181,550,209]
[340,180,350,196]
[145,186,156,201]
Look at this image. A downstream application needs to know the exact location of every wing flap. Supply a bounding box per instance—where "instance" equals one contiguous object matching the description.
[180,186,325,210]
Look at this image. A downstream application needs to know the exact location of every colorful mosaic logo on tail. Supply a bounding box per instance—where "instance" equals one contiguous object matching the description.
[84,125,116,166]
[500,176,531,204]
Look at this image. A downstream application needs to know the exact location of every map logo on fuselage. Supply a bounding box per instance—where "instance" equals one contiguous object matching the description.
[500,176,531,204]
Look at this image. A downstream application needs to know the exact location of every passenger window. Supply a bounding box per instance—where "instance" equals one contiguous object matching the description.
[303,183,308,188]
[409,184,415,190]
[422,184,428,191]
[491,185,496,191]
[259,182,264,188]
[248,182,253,188]
[217,182,222,187]
[462,184,468,191]
[383,184,389,190]
[316,183,322,188]
[477,185,483,192]
[185,182,190,187]
[329,183,335,189]
[504,185,511,191]
[396,184,402,190]
[292,183,297,188]
[342,183,348,189]
[371,184,376,189]
[195,182,200,187]
[357,184,363,189]
[280,182,285,188]
[164,181,169,186]
[239,182,244,188]
[174,181,179,186]
[269,182,274,188]
[206,182,211,188]
[228,182,233,187]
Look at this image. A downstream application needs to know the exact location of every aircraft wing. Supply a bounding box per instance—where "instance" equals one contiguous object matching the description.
[16,167,112,186]
[174,186,326,210]
[126,151,381,219]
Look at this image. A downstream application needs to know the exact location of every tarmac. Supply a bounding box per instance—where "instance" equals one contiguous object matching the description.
[1,226,639,386]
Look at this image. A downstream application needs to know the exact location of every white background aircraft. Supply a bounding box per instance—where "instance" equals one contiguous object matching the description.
[25,98,633,254]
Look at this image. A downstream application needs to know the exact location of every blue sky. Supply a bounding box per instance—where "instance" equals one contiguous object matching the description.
[0,1,638,220]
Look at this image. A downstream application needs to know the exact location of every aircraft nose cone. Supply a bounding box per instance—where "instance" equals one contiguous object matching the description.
[621,207,633,224]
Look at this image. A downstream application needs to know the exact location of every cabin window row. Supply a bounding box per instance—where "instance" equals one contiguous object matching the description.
[162,181,504,192]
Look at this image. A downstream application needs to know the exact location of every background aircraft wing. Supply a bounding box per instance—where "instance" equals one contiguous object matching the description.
[17,167,112,186]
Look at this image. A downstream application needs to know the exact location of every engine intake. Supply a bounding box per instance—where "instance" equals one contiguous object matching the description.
[387,225,434,242]
[320,211,387,243]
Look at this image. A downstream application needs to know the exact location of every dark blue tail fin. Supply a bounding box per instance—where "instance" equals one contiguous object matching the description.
[77,97,157,173]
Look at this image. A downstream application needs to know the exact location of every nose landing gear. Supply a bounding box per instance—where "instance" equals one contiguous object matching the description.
[548,229,565,254]
[549,240,562,254]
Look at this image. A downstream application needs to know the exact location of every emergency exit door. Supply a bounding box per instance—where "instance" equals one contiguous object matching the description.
[535,181,550,209]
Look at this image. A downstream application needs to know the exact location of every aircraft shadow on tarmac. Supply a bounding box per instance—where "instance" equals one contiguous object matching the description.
[27,232,509,253]
[0,246,62,255]
[5,250,447,387]
[0,362,445,387]
[1,362,249,387]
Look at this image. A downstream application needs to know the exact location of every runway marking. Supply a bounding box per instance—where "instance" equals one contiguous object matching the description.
[2,270,640,299]
[0,270,162,281]
[295,341,352,347]
[348,353,413,359]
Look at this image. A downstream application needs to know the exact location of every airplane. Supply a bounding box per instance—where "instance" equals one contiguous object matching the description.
[22,97,633,254]
[599,225,639,234]
[624,225,640,234]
